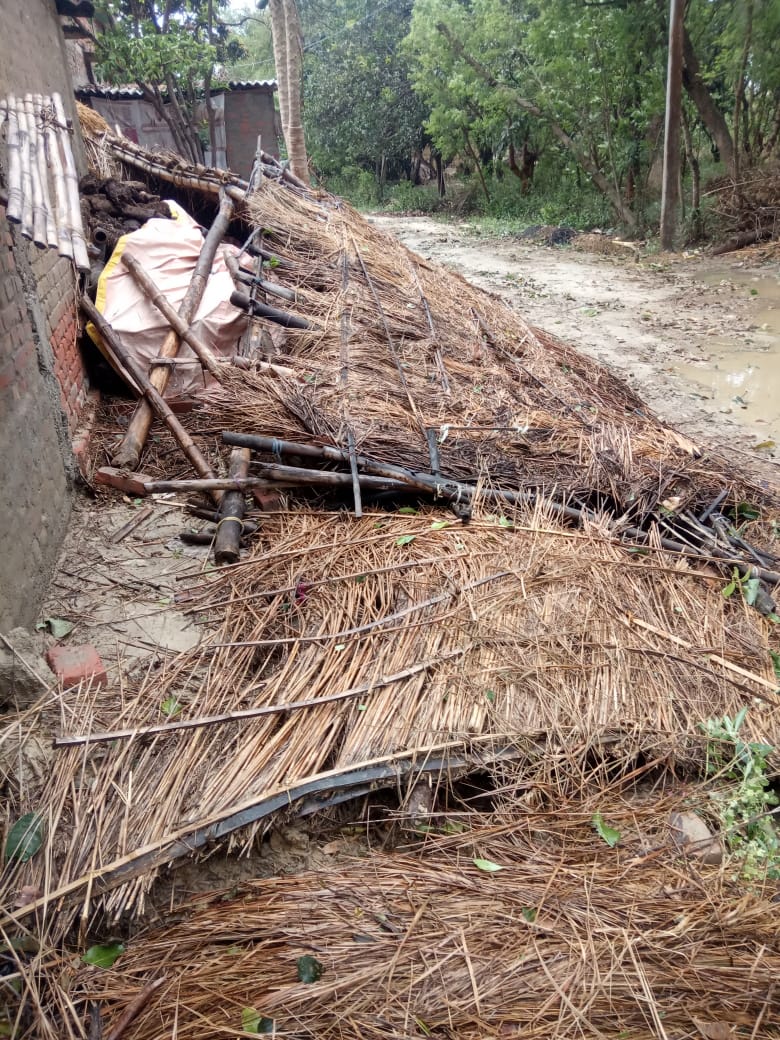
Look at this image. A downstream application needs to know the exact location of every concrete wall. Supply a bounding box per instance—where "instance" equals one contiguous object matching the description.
[0,0,89,630]
[224,88,279,178]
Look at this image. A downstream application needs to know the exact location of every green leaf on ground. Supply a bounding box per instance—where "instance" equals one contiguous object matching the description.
[521,907,537,922]
[82,943,125,969]
[297,954,324,983]
[160,696,181,719]
[473,857,503,872]
[397,506,418,515]
[395,535,416,547]
[430,519,449,530]
[744,577,762,606]
[592,813,620,848]
[37,617,74,639]
[242,1007,275,1034]
[5,813,44,863]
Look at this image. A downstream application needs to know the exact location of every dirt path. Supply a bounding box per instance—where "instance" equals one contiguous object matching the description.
[371,215,780,462]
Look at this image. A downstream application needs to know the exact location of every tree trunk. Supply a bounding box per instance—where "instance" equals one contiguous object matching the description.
[682,27,735,173]
[660,0,684,250]
[464,132,490,200]
[268,0,309,184]
[268,0,289,146]
[434,152,445,197]
[507,139,537,195]
[681,104,700,216]
[732,0,753,179]
[436,23,636,227]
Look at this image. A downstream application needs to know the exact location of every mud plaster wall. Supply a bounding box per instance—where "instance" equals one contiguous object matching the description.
[0,0,89,630]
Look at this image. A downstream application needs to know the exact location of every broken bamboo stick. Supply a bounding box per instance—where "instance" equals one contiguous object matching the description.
[121,252,223,380]
[214,447,251,565]
[112,192,234,470]
[4,96,23,227]
[31,95,57,249]
[80,296,223,504]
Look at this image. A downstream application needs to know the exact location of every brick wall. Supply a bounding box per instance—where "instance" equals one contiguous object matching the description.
[224,88,279,179]
[0,0,90,630]
[0,203,74,630]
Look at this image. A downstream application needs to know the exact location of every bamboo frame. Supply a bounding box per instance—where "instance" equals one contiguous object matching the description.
[80,295,223,504]
[112,192,234,470]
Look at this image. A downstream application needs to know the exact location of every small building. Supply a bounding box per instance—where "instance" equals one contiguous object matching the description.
[75,80,280,179]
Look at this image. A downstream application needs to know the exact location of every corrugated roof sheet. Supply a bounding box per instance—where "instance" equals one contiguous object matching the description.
[76,80,277,101]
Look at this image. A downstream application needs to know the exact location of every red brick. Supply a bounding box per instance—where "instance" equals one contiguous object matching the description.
[46,644,107,688]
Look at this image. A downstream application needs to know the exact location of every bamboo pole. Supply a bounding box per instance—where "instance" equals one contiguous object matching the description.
[230,290,311,329]
[80,296,223,504]
[142,471,409,495]
[5,96,23,226]
[112,192,234,470]
[16,96,34,240]
[120,253,223,380]
[223,248,298,303]
[41,94,73,260]
[52,93,90,269]
[31,95,58,248]
[23,94,46,247]
[214,447,251,565]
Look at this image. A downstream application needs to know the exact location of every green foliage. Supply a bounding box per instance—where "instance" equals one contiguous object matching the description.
[82,942,125,969]
[591,813,620,848]
[4,813,44,864]
[296,954,324,982]
[302,0,428,185]
[702,708,779,880]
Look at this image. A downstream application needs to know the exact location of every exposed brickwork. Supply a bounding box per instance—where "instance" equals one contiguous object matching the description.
[223,88,279,178]
[0,0,92,629]
[0,204,72,629]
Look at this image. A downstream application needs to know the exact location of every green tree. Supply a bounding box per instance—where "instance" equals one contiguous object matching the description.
[94,1,246,162]
[405,0,674,227]
[301,0,429,193]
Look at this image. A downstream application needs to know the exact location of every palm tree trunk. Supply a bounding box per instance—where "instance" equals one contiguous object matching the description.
[281,0,309,184]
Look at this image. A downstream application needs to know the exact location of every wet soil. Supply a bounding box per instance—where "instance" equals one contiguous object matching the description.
[370,215,780,462]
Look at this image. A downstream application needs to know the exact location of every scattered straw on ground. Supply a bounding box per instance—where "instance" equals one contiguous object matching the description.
[80,785,780,1040]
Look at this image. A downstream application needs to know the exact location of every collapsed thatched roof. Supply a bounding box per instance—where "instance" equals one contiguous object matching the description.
[1,119,778,1040]
[81,786,780,1040]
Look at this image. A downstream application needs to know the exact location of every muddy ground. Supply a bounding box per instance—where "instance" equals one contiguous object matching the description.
[371,215,780,462]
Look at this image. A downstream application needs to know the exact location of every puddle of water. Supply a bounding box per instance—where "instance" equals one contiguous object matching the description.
[698,268,780,334]
[676,268,780,436]
[676,351,780,434]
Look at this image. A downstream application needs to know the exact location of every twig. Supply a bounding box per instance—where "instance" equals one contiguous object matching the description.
[104,977,166,1040]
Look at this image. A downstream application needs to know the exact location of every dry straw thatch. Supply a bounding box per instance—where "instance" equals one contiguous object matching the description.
[1,123,779,1039]
[81,786,780,1040]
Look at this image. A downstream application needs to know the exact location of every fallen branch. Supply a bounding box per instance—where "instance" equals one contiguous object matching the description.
[105,977,166,1040]
[142,470,409,495]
